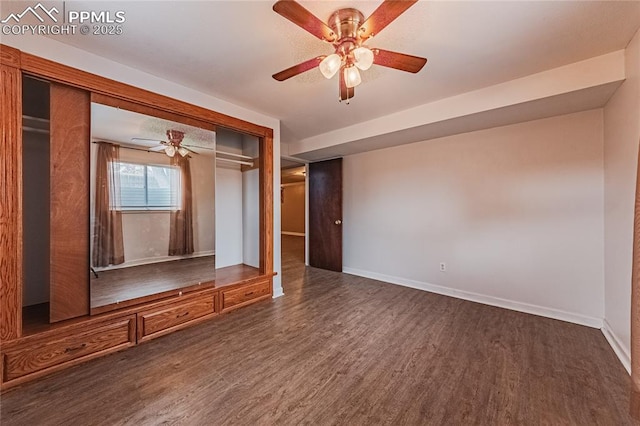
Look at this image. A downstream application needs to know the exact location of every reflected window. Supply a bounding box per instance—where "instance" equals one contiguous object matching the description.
[111,161,180,210]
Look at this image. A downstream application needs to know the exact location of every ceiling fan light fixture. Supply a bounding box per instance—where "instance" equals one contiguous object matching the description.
[353,46,374,71]
[319,53,341,79]
[344,65,362,88]
[164,145,176,157]
[271,1,427,103]
[177,147,189,157]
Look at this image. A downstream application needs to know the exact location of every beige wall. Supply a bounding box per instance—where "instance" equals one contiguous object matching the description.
[281,183,305,234]
[603,27,640,371]
[344,109,605,325]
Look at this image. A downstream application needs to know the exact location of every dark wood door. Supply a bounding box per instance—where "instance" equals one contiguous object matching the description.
[308,158,342,272]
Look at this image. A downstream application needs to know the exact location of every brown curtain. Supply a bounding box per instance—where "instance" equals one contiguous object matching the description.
[92,142,124,267]
[169,155,194,256]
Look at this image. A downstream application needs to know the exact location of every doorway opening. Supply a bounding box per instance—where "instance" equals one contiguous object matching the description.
[280,158,307,291]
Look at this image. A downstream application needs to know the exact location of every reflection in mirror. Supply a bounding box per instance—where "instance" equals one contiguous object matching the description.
[215,128,260,276]
[90,103,216,311]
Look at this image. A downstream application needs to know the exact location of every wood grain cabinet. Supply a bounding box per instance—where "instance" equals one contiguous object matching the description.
[0,44,274,390]
[1,315,136,385]
[137,291,217,342]
[221,280,271,313]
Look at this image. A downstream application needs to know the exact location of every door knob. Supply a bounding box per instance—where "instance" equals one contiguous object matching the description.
[335,220,342,225]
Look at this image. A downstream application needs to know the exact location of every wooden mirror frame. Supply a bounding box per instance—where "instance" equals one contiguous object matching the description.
[0,44,274,341]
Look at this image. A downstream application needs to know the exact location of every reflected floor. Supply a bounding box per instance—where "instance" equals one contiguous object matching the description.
[91,256,216,310]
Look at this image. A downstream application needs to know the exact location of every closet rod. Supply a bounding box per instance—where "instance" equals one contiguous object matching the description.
[22,115,49,123]
[216,150,253,160]
[216,157,254,166]
[23,126,49,134]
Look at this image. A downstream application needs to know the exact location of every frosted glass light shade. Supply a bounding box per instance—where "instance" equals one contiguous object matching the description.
[319,54,341,79]
[344,66,362,88]
[353,47,374,70]
[178,147,189,157]
[164,145,176,157]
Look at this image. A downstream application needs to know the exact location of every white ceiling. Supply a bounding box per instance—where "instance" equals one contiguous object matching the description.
[42,1,640,147]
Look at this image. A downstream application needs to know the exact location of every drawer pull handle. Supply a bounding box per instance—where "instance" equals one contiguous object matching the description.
[176,311,189,319]
[245,291,255,297]
[64,343,87,353]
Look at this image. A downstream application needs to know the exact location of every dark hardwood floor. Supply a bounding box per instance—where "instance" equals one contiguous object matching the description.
[1,235,636,425]
[281,234,306,293]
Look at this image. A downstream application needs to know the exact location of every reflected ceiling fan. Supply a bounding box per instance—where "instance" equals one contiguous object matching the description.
[132,130,211,158]
[272,0,427,103]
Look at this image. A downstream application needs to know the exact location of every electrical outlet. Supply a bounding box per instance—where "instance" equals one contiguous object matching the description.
[439,262,446,272]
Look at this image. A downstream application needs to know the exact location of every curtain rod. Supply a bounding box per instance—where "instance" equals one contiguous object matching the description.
[93,141,254,162]
[92,141,165,154]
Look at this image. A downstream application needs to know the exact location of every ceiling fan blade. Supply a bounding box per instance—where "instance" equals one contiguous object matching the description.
[148,145,168,152]
[359,0,419,40]
[339,69,354,102]
[373,49,427,73]
[273,56,325,81]
[273,0,336,42]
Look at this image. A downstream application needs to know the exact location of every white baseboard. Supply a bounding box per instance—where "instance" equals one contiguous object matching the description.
[272,286,285,298]
[343,267,603,329]
[282,231,305,237]
[272,275,284,298]
[95,250,215,271]
[601,319,631,374]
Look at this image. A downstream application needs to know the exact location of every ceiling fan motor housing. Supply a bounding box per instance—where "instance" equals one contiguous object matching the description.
[329,8,364,40]
[329,8,365,60]
[166,129,185,146]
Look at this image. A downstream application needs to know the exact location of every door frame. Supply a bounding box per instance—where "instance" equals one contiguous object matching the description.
[280,156,343,272]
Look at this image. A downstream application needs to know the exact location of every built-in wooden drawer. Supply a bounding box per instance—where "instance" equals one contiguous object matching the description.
[137,291,216,342]
[220,279,271,313]
[2,315,135,383]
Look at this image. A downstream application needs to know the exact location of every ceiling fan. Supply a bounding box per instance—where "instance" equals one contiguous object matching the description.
[132,130,209,158]
[272,0,428,103]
